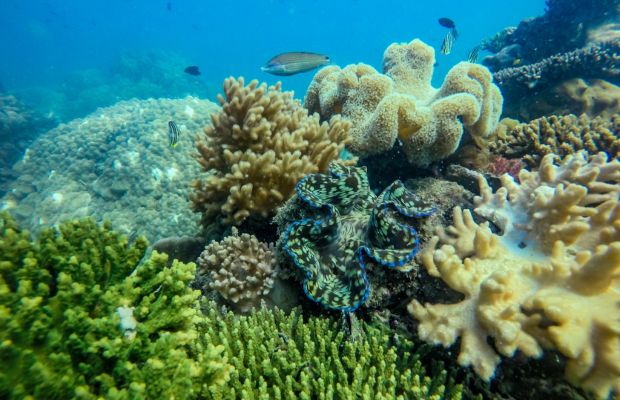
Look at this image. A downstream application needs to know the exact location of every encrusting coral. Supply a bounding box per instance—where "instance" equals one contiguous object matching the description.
[191,77,350,226]
[304,38,503,166]
[0,213,231,399]
[279,162,435,312]
[489,113,620,166]
[407,152,620,399]
[197,227,277,313]
[201,302,469,400]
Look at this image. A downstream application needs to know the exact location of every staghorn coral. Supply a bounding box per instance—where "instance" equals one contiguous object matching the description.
[192,77,350,226]
[279,162,435,312]
[0,213,231,399]
[304,39,503,166]
[201,302,469,400]
[197,227,277,313]
[490,113,620,166]
[407,152,620,399]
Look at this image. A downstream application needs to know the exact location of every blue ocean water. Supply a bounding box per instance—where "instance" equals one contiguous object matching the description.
[0,0,543,119]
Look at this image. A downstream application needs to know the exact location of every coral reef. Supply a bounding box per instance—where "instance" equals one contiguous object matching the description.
[197,228,277,313]
[202,303,468,400]
[504,78,620,121]
[304,39,503,166]
[191,77,350,226]
[407,152,620,399]
[493,42,620,107]
[0,213,231,399]
[0,94,56,195]
[489,113,620,166]
[482,0,620,70]
[279,162,435,312]
[1,97,217,242]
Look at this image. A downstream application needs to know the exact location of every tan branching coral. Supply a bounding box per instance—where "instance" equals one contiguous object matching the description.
[197,228,276,313]
[304,39,503,166]
[408,152,620,399]
[191,77,350,225]
[491,113,620,166]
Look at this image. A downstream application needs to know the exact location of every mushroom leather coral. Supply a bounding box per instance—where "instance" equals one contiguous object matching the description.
[191,77,350,226]
[305,39,503,166]
[408,152,620,400]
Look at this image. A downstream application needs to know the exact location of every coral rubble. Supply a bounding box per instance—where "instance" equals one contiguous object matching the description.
[490,113,620,166]
[408,152,620,399]
[279,162,435,311]
[197,228,277,313]
[304,39,503,166]
[0,214,231,399]
[191,77,350,226]
[0,97,216,242]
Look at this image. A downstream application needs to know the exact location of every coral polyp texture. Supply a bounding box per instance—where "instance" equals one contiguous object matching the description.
[0,213,231,399]
[0,97,217,242]
[407,152,620,399]
[191,77,350,226]
[490,113,620,166]
[280,162,435,312]
[197,227,276,313]
[202,304,468,399]
[304,39,503,166]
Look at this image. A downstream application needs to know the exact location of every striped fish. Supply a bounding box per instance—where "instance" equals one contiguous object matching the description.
[261,52,330,76]
[168,120,179,148]
[467,45,481,63]
[440,28,457,55]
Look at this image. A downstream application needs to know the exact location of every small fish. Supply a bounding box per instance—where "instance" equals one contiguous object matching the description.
[512,58,522,66]
[166,1,172,11]
[184,65,201,76]
[438,17,458,55]
[261,52,330,76]
[168,120,179,147]
[467,45,481,63]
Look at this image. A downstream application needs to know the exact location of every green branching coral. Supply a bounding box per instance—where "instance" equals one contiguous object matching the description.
[202,303,467,400]
[0,213,231,399]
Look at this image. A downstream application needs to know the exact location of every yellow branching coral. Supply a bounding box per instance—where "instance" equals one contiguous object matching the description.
[408,152,620,399]
[191,77,350,225]
[490,113,620,165]
[197,228,276,313]
[304,39,503,166]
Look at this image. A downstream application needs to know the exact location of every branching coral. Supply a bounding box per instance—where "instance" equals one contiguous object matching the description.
[279,162,435,312]
[490,113,620,166]
[304,39,503,166]
[407,152,620,399]
[0,214,231,399]
[202,302,467,400]
[197,228,276,313]
[191,77,350,226]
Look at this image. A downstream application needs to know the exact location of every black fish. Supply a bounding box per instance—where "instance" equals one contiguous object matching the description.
[438,17,455,29]
[168,120,179,148]
[438,17,458,55]
[184,65,201,76]
[261,52,330,76]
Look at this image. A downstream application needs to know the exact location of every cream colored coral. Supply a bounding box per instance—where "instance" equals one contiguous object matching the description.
[192,77,350,225]
[304,39,503,166]
[197,227,276,313]
[408,152,620,399]
[489,113,620,165]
